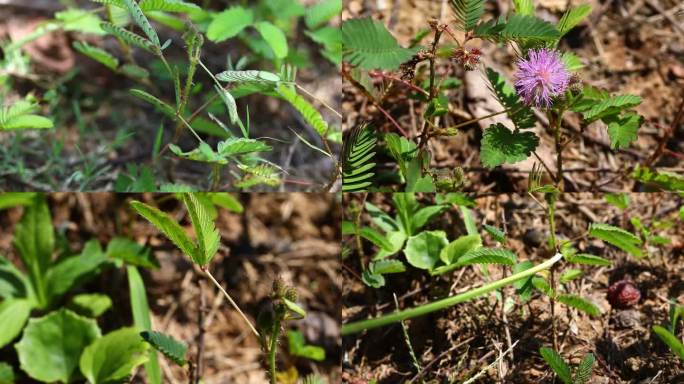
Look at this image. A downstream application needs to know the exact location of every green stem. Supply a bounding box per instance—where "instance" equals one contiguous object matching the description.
[546,194,559,351]
[341,253,563,335]
[268,317,281,384]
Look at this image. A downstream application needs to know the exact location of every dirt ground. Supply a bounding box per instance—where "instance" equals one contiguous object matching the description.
[0,1,340,191]
[342,192,684,383]
[0,193,342,383]
[342,0,684,192]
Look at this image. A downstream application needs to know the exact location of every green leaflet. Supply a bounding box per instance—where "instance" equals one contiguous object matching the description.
[557,4,592,37]
[254,22,288,59]
[450,0,486,31]
[475,14,559,43]
[653,325,684,360]
[79,327,149,384]
[287,330,326,361]
[216,70,281,84]
[485,67,536,130]
[342,123,376,192]
[130,89,176,117]
[206,7,253,43]
[404,230,449,271]
[68,293,112,318]
[556,294,600,316]
[277,84,328,136]
[72,41,119,70]
[213,86,244,132]
[141,331,188,366]
[341,17,419,70]
[130,200,198,261]
[573,353,595,384]
[170,139,272,164]
[139,0,201,13]
[56,8,106,35]
[123,0,160,47]
[305,0,341,29]
[101,22,156,53]
[588,222,643,258]
[539,347,572,384]
[181,193,220,267]
[0,100,54,131]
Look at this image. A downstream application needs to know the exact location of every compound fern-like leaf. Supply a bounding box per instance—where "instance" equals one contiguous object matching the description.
[276,85,328,136]
[181,193,220,267]
[573,353,595,384]
[450,0,485,31]
[540,347,572,384]
[101,22,156,53]
[588,222,643,258]
[341,17,419,70]
[72,41,119,70]
[485,67,536,130]
[129,200,198,261]
[130,89,176,117]
[342,123,376,192]
[124,0,160,47]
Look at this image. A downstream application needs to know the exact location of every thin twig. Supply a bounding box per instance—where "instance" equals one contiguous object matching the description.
[195,279,206,384]
[203,269,260,338]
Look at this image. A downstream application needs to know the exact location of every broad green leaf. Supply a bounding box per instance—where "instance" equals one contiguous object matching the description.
[130,200,198,260]
[15,309,101,383]
[0,256,32,300]
[56,8,106,35]
[480,123,539,168]
[652,325,684,360]
[0,114,53,130]
[254,22,288,59]
[68,293,112,318]
[404,230,448,270]
[0,362,14,384]
[305,0,341,29]
[439,234,482,265]
[411,205,446,234]
[605,112,642,150]
[128,266,161,384]
[361,270,385,288]
[0,299,31,348]
[287,330,325,361]
[604,193,630,210]
[588,223,643,258]
[208,193,243,213]
[181,193,220,266]
[341,17,419,70]
[206,7,253,43]
[539,347,572,384]
[79,327,149,384]
[13,195,53,308]
[364,202,399,233]
[556,294,600,316]
[45,240,108,304]
[106,237,159,269]
[632,165,684,192]
[374,231,407,259]
[0,193,37,210]
[140,331,187,366]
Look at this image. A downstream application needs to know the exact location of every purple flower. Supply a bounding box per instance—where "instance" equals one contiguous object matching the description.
[514,49,570,108]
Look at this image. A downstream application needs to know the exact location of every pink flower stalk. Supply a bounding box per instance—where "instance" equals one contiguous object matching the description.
[514,49,570,108]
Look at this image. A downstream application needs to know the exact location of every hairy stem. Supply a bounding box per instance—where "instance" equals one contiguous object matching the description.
[268,316,281,384]
[342,253,563,335]
[195,279,206,384]
[550,110,564,191]
[204,269,260,338]
[546,194,559,352]
[418,24,444,149]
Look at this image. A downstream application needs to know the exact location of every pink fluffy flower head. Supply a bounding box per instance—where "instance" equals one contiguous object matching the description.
[514,49,570,109]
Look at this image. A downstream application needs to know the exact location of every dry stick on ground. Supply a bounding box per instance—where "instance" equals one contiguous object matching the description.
[407,336,476,384]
